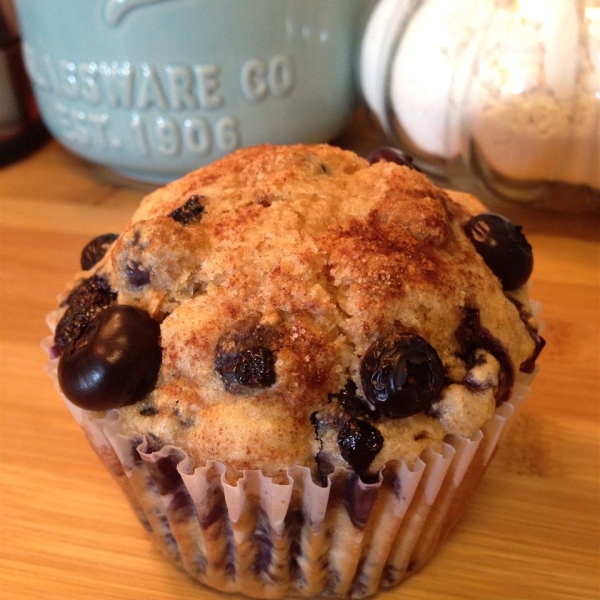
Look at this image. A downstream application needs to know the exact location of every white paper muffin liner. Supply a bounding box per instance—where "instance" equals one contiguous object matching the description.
[42,304,542,598]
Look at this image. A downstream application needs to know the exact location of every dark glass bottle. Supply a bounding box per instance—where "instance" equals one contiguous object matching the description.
[0,0,48,166]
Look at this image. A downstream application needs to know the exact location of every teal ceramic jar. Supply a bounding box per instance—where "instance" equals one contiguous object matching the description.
[15,0,363,182]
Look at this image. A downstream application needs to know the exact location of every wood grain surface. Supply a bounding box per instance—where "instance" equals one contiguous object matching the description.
[1,116,599,600]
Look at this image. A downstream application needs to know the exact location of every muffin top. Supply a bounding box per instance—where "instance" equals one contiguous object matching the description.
[52,144,543,482]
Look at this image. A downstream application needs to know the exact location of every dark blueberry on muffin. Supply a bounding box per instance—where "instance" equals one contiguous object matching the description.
[58,305,161,410]
[80,233,119,270]
[328,380,375,419]
[464,213,533,290]
[215,345,276,391]
[169,195,205,225]
[360,333,444,418]
[125,261,151,288]
[54,275,117,354]
[337,418,384,473]
[456,307,513,405]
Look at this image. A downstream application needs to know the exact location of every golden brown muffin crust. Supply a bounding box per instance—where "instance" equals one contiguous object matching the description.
[55,144,539,481]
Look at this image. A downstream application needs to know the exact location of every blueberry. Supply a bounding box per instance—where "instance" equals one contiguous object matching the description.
[360,333,444,418]
[169,195,205,225]
[214,346,276,391]
[366,147,419,171]
[507,298,546,374]
[337,418,384,473]
[80,233,119,270]
[520,335,546,374]
[328,380,375,419]
[54,275,117,354]
[58,305,162,411]
[464,213,533,291]
[125,261,151,288]
[455,307,513,405]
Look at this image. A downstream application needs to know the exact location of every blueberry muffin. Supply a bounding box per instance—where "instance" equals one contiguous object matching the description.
[46,144,543,598]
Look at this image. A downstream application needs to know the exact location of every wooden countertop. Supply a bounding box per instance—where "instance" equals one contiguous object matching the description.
[1,119,599,600]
